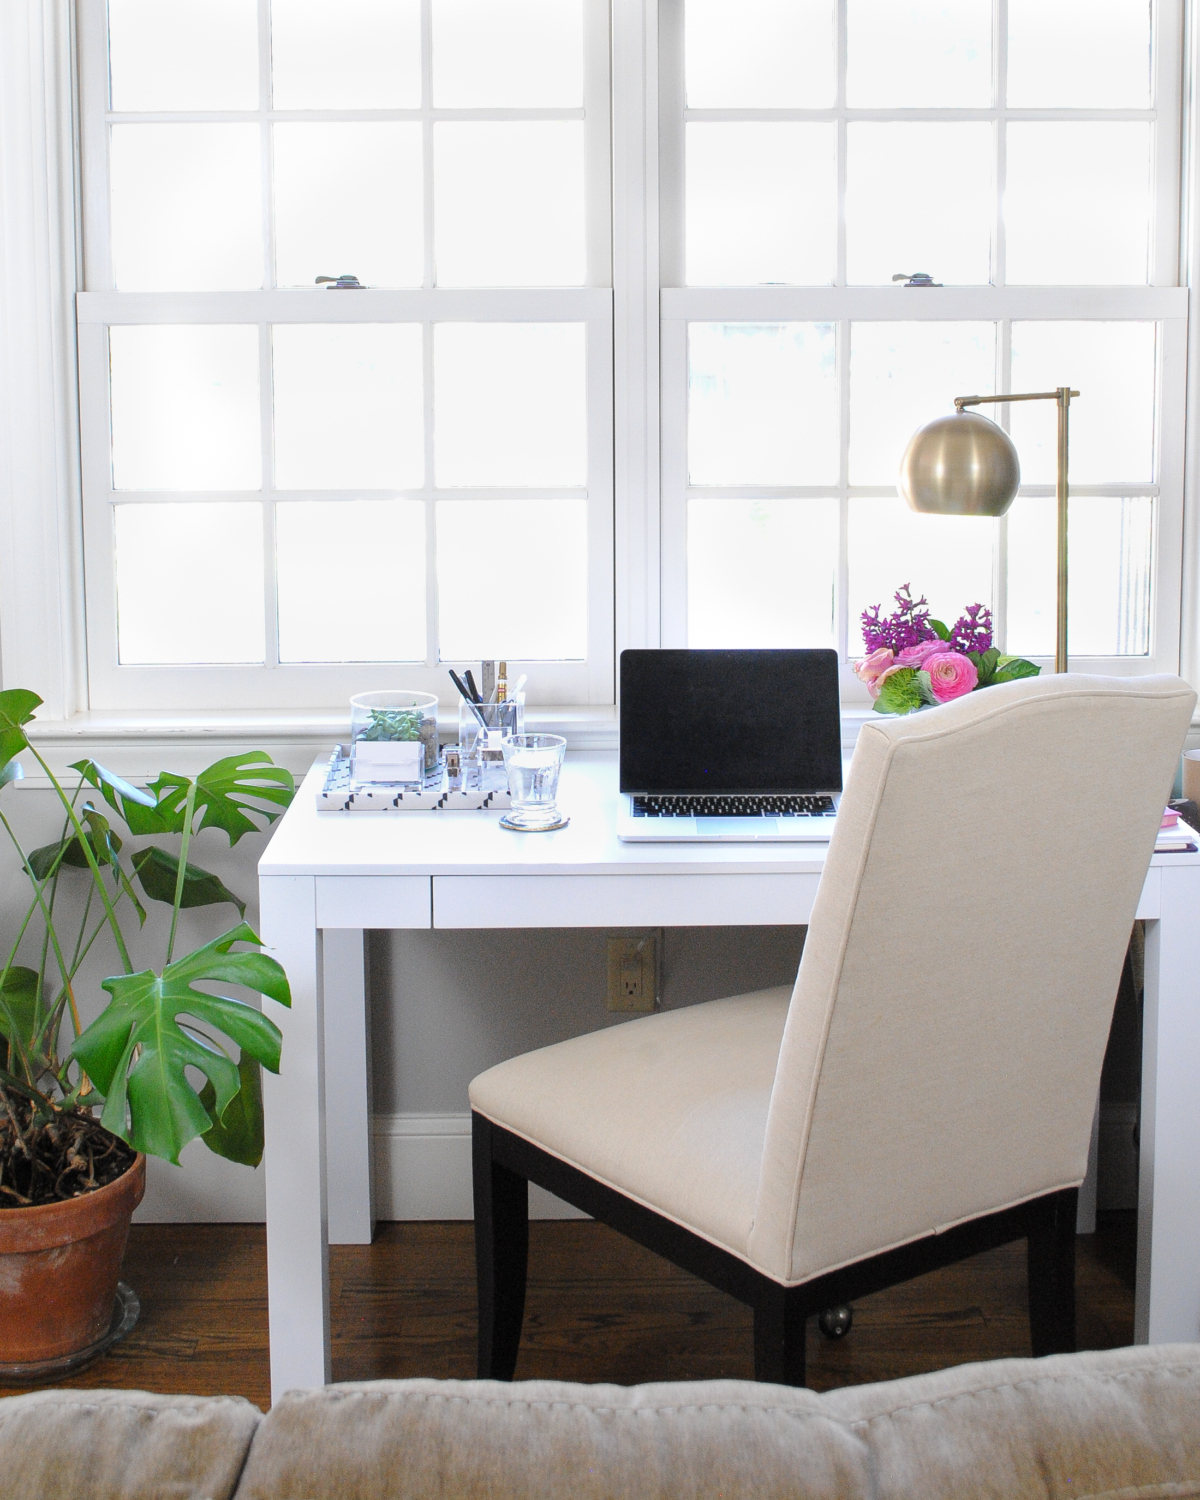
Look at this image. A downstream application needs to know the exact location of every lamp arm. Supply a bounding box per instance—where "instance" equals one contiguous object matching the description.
[954,390,1080,412]
[952,387,1079,675]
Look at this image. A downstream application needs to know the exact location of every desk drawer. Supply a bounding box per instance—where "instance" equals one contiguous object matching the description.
[316,876,432,929]
[433,873,819,928]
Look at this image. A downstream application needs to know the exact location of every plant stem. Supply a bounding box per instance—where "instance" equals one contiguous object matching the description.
[0,810,83,1039]
[28,746,133,974]
[165,779,198,967]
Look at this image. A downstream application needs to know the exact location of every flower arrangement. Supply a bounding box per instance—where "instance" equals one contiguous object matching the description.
[855,585,1040,715]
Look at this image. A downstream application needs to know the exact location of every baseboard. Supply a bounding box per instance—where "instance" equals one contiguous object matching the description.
[373,1113,589,1221]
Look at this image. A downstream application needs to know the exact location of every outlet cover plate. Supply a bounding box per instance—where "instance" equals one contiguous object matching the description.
[607,934,657,1013]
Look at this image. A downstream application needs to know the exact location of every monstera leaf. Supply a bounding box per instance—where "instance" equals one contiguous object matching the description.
[0,965,41,1070]
[199,1052,265,1166]
[131,846,246,915]
[71,923,291,1165]
[0,689,40,770]
[70,759,157,811]
[87,753,295,845]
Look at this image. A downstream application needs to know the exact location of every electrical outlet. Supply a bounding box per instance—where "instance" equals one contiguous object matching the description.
[607,933,658,1012]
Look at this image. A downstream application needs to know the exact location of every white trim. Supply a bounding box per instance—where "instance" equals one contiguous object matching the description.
[662,287,1190,321]
[0,0,86,718]
[1181,0,1200,690]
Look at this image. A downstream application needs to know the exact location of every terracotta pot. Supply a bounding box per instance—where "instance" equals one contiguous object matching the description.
[0,1153,145,1364]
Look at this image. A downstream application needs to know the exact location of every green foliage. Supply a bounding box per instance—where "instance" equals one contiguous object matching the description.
[993,655,1041,684]
[0,708,296,1174]
[874,667,926,715]
[131,847,246,915]
[928,618,950,641]
[359,707,423,741]
[200,1052,265,1167]
[102,753,295,846]
[72,924,290,1165]
[967,646,1002,687]
[0,689,40,769]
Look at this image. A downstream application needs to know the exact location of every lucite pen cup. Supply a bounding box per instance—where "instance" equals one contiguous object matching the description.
[458,698,524,793]
[500,733,567,831]
[350,690,439,786]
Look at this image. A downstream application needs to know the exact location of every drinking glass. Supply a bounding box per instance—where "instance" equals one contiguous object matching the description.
[500,733,568,830]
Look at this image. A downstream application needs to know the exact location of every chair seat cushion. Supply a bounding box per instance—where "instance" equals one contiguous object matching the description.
[469,987,792,1259]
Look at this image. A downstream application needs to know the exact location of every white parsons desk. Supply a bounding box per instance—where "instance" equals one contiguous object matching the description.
[258,752,1200,1405]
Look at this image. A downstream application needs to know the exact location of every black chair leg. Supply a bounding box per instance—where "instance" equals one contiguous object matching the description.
[753,1282,807,1387]
[472,1113,529,1380]
[1026,1187,1078,1358]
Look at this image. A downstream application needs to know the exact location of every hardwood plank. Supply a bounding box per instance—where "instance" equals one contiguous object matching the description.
[0,1214,1136,1410]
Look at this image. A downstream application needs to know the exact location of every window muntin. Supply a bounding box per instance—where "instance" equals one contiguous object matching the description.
[78,0,613,710]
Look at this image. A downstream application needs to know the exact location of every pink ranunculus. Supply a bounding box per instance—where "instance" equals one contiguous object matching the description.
[854,647,901,699]
[923,650,979,702]
[896,639,948,669]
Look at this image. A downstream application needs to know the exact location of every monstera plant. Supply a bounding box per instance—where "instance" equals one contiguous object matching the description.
[0,688,294,1367]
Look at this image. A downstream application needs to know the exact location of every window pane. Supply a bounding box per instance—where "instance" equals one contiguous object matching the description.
[848,499,995,656]
[273,325,424,490]
[270,0,421,108]
[686,124,836,286]
[688,499,838,648]
[437,500,587,659]
[688,323,838,487]
[1006,124,1150,285]
[434,123,584,287]
[1008,0,1151,108]
[1009,322,1156,485]
[685,0,835,108]
[435,324,587,487]
[847,0,991,107]
[109,0,258,111]
[114,502,265,663]
[276,500,426,662]
[274,123,423,289]
[850,323,996,485]
[1007,496,1153,657]
[433,0,582,106]
[110,326,261,491]
[846,123,992,285]
[110,125,262,292]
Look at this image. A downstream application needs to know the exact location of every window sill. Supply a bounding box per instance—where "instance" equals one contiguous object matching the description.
[18,704,878,784]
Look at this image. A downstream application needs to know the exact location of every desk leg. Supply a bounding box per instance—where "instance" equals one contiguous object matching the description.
[261,875,331,1398]
[324,928,375,1245]
[1136,866,1200,1344]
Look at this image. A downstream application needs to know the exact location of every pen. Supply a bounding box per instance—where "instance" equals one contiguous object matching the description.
[464,669,482,704]
[449,670,488,729]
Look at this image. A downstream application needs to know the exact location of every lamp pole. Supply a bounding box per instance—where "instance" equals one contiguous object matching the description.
[949,388,1078,674]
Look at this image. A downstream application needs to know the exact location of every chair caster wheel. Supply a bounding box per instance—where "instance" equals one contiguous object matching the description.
[818,1304,853,1339]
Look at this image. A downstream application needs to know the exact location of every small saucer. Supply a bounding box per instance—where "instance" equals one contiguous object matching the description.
[0,1282,140,1385]
[499,813,570,832]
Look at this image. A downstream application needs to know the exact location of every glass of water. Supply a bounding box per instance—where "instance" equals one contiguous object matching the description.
[500,733,568,831]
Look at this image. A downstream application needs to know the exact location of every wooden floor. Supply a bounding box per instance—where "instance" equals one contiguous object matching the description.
[2,1214,1137,1411]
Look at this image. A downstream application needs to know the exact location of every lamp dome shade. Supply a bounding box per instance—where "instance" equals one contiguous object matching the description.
[898,410,1020,517]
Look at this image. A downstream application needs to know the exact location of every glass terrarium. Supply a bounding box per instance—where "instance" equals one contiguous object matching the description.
[350,690,439,786]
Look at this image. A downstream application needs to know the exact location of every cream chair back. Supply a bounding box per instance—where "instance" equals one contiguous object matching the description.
[747,674,1195,1285]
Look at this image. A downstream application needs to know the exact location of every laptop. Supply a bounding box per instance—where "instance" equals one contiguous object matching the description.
[616,648,842,843]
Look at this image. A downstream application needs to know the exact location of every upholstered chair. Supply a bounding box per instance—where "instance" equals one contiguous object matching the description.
[469,673,1195,1386]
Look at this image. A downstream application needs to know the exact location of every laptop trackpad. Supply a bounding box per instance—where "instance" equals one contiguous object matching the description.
[697,817,779,837]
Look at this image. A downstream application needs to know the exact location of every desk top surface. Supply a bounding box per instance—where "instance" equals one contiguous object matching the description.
[259,753,833,878]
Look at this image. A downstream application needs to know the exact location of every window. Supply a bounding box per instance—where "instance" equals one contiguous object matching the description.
[57,0,1194,719]
[658,0,1187,695]
[77,0,613,710]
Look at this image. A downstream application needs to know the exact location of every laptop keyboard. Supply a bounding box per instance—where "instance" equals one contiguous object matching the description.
[631,794,836,818]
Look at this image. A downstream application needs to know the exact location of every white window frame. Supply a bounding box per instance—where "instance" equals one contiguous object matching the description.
[74,0,615,712]
[656,0,1189,704]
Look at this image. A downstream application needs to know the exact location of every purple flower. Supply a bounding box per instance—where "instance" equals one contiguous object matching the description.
[947,603,994,656]
[860,584,939,655]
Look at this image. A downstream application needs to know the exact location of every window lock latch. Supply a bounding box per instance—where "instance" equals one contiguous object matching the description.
[892,271,941,287]
[316,274,365,289]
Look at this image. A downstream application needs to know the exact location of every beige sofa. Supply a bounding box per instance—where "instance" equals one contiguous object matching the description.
[2,1344,1198,1499]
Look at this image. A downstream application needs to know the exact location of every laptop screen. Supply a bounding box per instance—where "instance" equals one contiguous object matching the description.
[619,649,842,795]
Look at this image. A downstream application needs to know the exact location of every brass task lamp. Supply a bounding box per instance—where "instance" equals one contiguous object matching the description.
[899,387,1079,673]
